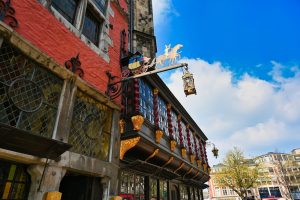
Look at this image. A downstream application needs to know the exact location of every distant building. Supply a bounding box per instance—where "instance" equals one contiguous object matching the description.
[209,148,300,200]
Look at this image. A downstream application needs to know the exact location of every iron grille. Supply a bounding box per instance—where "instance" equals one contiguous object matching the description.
[69,90,112,159]
[0,42,63,138]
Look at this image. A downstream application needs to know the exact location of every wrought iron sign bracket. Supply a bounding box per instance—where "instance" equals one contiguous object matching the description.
[105,62,188,99]
[0,0,18,28]
[65,54,84,78]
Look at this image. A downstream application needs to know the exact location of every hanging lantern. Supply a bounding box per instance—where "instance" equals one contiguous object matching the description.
[212,146,219,158]
[182,67,196,96]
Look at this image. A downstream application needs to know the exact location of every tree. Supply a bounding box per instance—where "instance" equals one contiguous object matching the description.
[215,147,259,199]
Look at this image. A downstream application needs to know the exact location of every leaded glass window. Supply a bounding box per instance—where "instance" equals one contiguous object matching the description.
[139,79,154,124]
[150,178,157,199]
[52,0,79,24]
[159,180,168,200]
[180,185,189,200]
[171,110,180,143]
[120,171,145,200]
[181,122,188,151]
[69,90,112,160]
[190,133,195,155]
[158,96,169,136]
[0,160,30,200]
[82,8,102,46]
[0,42,63,138]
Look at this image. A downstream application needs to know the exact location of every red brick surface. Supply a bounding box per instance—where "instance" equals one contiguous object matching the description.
[12,0,128,104]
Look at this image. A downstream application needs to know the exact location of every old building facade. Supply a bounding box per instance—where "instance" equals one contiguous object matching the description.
[0,0,128,199]
[0,0,211,200]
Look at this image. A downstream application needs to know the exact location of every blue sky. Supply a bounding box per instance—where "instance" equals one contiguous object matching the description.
[152,0,300,163]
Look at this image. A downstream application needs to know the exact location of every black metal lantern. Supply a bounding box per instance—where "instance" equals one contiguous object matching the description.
[182,67,196,96]
[212,146,219,158]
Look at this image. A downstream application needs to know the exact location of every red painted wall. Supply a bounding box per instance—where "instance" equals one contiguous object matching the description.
[12,0,128,104]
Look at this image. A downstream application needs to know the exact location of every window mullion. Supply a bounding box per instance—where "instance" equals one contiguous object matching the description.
[75,0,88,31]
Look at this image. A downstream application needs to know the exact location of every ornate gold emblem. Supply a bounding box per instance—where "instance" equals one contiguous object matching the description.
[119,119,125,134]
[155,130,164,144]
[119,137,141,160]
[131,115,144,131]
[170,140,177,152]
[181,148,187,158]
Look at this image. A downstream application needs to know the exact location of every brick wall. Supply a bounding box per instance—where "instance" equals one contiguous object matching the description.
[12,0,128,104]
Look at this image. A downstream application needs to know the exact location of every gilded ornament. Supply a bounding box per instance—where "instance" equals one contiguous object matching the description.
[119,137,141,160]
[203,163,208,173]
[190,154,195,164]
[131,115,144,131]
[208,167,211,174]
[196,159,202,168]
[170,140,177,152]
[174,162,185,173]
[119,119,125,134]
[167,103,172,109]
[162,156,174,168]
[155,130,163,144]
[145,149,160,162]
[153,88,159,95]
[181,148,187,158]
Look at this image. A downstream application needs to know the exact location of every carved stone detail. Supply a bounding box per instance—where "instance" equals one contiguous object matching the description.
[119,137,141,160]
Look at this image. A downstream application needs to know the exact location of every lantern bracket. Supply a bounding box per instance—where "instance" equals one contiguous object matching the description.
[106,63,188,99]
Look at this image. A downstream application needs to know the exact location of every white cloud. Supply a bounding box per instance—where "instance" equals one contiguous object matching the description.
[166,58,300,164]
[152,0,177,26]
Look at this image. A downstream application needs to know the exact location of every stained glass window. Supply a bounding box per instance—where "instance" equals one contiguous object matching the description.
[158,96,169,136]
[82,8,102,46]
[171,110,180,143]
[139,79,154,124]
[69,90,112,160]
[0,160,30,200]
[52,0,79,24]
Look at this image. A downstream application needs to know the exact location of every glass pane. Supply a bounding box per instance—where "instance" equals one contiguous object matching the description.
[135,175,144,200]
[159,180,168,200]
[52,0,79,23]
[139,79,154,124]
[82,9,101,45]
[93,0,107,13]
[150,178,157,199]
[158,97,169,136]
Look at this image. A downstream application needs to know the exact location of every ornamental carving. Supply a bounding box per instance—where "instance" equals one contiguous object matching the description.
[120,137,141,160]
[155,130,163,144]
[170,140,177,152]
[174,162,185,173]
[0,0,18,28]
[203,163,208,173]
[196,159,202,168]
[181,148,187,158]
[131,115,144,131]
[162,156,174,168]
[190,154,195,164]
[119,119,125,134]
[145,149,159,162]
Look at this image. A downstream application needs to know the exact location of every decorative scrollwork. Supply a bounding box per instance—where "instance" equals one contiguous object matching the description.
[105,71,123,100]
[0,0,18,28]
[65,54,84,78]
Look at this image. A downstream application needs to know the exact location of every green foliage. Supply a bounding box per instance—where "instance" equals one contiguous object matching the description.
[215,147,259,198]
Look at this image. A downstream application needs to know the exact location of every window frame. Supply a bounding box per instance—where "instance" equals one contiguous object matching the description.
[42,0,111,61]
